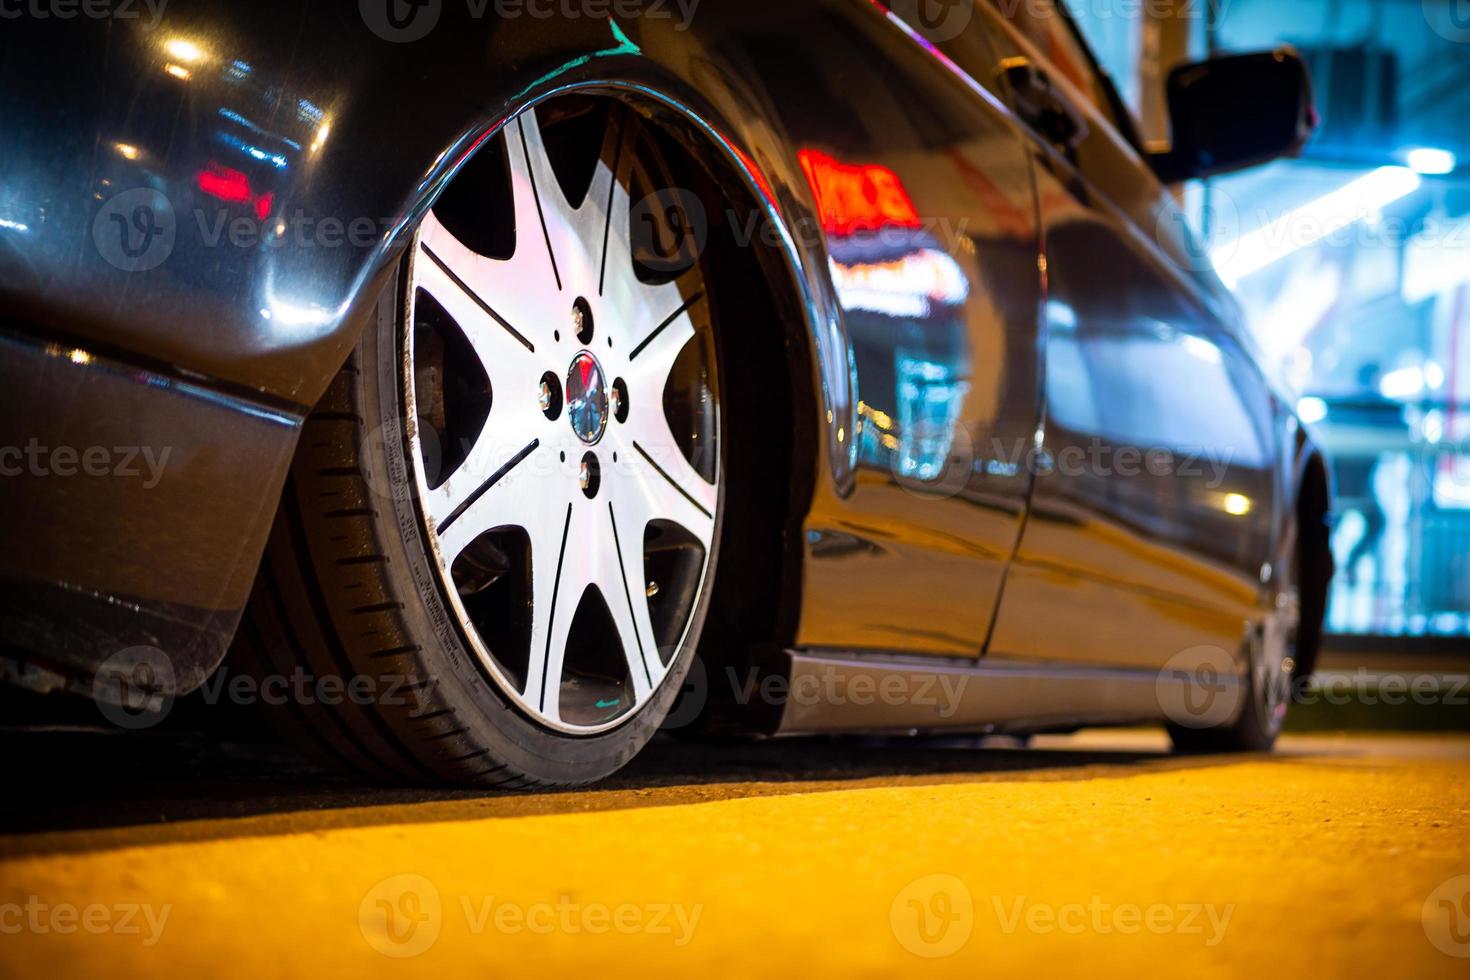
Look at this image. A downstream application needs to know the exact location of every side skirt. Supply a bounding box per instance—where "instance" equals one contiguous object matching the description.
[774,649,1246,736]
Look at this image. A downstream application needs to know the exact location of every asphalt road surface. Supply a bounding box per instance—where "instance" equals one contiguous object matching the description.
[2,728,1468,978]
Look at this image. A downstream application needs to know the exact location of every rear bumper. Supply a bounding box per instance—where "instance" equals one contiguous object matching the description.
[0,323,302,697]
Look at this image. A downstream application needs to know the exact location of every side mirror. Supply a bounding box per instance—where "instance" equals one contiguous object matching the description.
[1150,48,1317,183]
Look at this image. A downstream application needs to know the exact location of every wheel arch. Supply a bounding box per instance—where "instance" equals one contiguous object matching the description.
[630,93,826,731]
[1293,446,1334,677]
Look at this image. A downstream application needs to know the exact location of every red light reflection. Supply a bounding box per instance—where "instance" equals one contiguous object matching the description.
[798,149,921,236]
[197,162,274,222]
[197,163,252,203]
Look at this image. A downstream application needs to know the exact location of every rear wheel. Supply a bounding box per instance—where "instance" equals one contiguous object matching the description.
[1168,538,1299,753]
[240,95,723,786]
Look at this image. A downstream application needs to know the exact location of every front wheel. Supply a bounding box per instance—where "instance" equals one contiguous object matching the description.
[240,95,725,786]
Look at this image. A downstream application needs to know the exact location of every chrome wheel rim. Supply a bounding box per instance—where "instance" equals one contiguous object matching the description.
[403,100,718,735]
[1257,548,1301,736]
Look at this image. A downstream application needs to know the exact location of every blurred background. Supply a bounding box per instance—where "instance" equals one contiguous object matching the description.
[1071,0,1470,654]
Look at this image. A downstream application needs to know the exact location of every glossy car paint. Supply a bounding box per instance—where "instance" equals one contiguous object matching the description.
[955,5,1284,670]
[0,1,1328,727]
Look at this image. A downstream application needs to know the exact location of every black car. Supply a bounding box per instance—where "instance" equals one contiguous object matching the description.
[0,0,1332,785]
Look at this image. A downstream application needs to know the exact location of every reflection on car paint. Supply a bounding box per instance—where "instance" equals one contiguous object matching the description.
[802,148,974,487]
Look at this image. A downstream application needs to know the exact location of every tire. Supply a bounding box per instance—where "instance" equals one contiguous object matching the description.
[1168,535,1299,754]
[238,95,725,787]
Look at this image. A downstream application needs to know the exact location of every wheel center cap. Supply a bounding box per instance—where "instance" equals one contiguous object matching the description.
[566,351,608,445]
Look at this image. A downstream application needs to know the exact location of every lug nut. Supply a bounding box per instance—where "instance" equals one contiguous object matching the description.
[611,377,629,424]
[646,581,659,598]
[538,372,562,420]
[572,297,594,345]
[579,451,601,499]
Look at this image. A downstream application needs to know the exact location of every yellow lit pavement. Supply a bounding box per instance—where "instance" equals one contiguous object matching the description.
[2,731,1468,978]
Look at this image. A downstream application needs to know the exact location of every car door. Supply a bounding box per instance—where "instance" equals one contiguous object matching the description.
[913,0,1280,669]
[765,2,1048,657]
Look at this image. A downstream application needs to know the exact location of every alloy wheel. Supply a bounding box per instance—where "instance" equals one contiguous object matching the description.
[403,100,719,735]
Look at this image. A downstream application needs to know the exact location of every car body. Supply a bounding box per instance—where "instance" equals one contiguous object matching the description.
[0,0,1332,778]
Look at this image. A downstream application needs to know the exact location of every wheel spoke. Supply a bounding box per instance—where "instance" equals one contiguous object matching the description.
[413,108,570,357]
[627,287,702,367]
[609,431,717,549]
[431,442,563,566]
[415,213,540,362]
[505,108,573,295]
[412,216,553,530]
[596,109,636,298]
[522,502,580,721]
[603,501,660,695]
[423,427,530,532]
[611,289,716,547]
